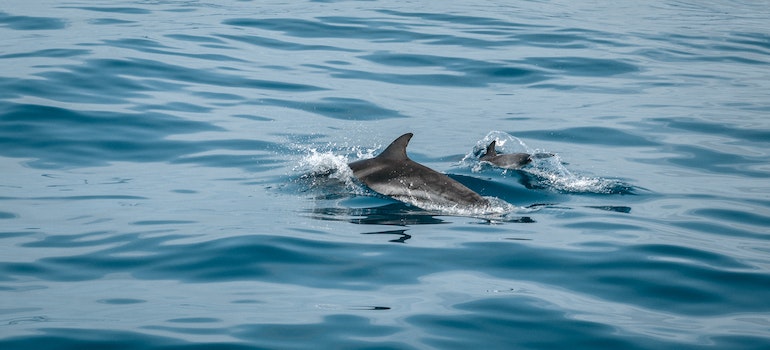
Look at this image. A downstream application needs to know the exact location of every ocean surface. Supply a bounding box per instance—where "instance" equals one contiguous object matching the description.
[2,1,770,349]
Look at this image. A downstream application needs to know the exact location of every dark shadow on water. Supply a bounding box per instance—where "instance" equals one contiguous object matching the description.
[0,11,66,30]
[306,202,447,226]
[259,97,408,120]
[586,205,632,213]
[361,229,412,243]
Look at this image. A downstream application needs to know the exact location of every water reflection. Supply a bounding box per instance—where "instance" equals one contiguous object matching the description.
[306,203,447,226]
[307,201,536,227]
[361,229,412,243]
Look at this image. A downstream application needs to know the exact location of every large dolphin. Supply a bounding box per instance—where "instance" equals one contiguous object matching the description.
[480,140,532,169]
[348,133,489,209]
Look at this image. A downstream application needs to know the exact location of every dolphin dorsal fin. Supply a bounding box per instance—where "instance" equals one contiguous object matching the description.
[485,141,498,157]
[378,133,413,160]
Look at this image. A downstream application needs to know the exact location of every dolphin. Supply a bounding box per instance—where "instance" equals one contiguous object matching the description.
[480,140,532,169]
[348,133,490,209]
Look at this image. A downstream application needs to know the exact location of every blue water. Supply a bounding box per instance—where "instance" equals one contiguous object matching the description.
[2,1,770,349]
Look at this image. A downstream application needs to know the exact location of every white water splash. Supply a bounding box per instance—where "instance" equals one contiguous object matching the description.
[463,131,632,194]
[461,130,533,172]
[292,146,370,196]
[526,155,626,194]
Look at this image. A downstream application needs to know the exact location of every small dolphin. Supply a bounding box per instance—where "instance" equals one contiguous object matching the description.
[348,133,489,209]
[480,140,532,169]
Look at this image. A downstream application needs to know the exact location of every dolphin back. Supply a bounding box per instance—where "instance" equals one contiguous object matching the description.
[479,140,532,169]
[347,133,489,209]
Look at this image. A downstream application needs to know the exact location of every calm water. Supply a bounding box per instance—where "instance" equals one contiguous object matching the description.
[2,1,770,349]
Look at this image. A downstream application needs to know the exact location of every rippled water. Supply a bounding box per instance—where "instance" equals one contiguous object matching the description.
[2,1,770,349]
